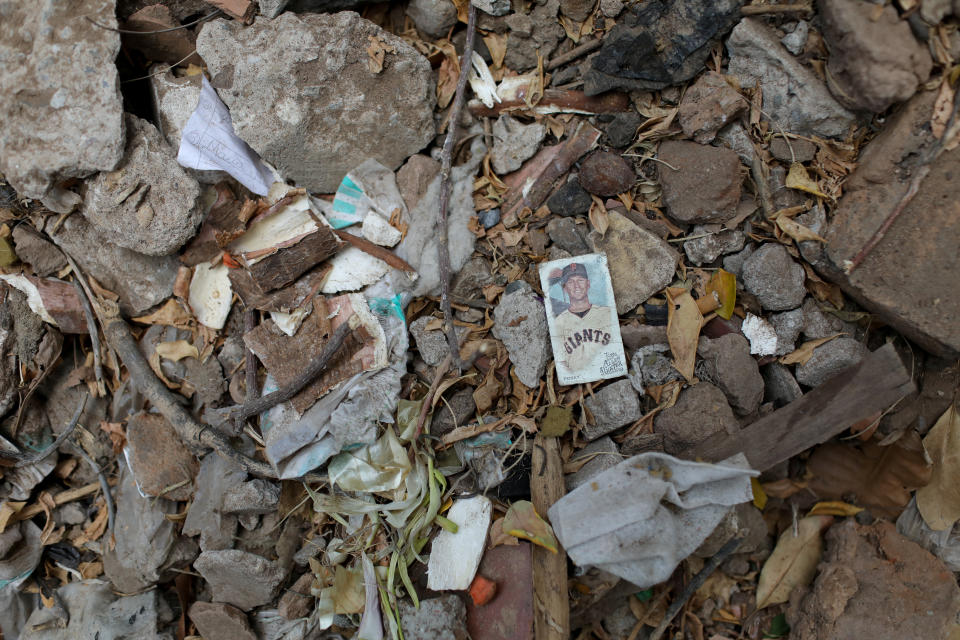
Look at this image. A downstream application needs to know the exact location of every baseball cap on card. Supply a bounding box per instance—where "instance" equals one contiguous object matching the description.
[560,262,588,285]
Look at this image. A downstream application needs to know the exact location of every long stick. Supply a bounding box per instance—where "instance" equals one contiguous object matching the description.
[436,3,477,372]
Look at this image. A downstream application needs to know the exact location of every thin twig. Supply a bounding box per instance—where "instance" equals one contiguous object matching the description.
[645,535,743,640]
[413,330,471,440]
[72,279,105,397]
[9,393,88,467]
[85,10,222,34]
[545,38,602,71]
[333,229,417,275]
[740,3,813,15]
[436,3,477,373]
[244,308,259,404]
[122,49,198,83]
[72,444,115,542]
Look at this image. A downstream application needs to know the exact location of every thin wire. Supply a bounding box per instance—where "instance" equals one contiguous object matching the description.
[85,9,222,35]
[121,49,199,83]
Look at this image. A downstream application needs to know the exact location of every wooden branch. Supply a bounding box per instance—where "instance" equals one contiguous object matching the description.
[72,279,105,397]
[2,393,88,467]
[740,3,812,15]
[531,434,569,640]
[245,224,341,292]
[100,308,278,478]
[333,229,416,275]
[244,308,259,404]
[436,3,477,372]
[545,38,602,71]
[691,343,914,471]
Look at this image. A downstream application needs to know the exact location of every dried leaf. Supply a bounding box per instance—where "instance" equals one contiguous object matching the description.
[778,333,842,366]
[588,196,609,236]
[488,517,520,548]
[705,269,737,320]
[756,515,833,609]
[751,477,767,510]
[155,340,199,362]
[132,298,193,329]
[785,162,829,199]
[808,501,863,517]
[501,500,558,553]
[483,33,507,69]
[807,432,931,517]
[932,77,956,139]
[436,42,460,109]
[916,405,960,531]
[473,369,503,413]
[74,500,109,545]
[776,216,826,244]
[666,287,702,381]
[100,421,126,455]
[331,565,366,614]
[365,35,396,74]
[0,501,25,534]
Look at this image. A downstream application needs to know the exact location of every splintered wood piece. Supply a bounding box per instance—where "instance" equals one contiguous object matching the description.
[181,182,248,267]
[228,263,331,312]
[691,343,914,471]
[245,224,340,292]
[531,434,569,640]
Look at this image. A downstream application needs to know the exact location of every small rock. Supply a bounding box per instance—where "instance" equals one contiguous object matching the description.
[697,334,764,416]
[182,453,245,552]
[801,298,848,340]
[588,210,680,314]
[189,602,257,640]
[696,502,770,557]
[491,116,547,174]
[770,137,817,163]
[683,225,745,266]
[578,151,636,197]
[432,388,476,436]
[678,72,746,144]
[604,112,642,148]
[628,344,682,393]
[479,208,501,229]
[780,20,809,55]
[183,356,226,406]
[582,379,641,440]
[794,205,827,264]
[503,1,564,72]
[194,549,285,611]
[407,0,458,38]
[197,12,435,192]
[44,214,178,315]
[546,217,590,255]
[125,412,198,501]
[600,0,624,18]
[741,243,806,311]
[492,284,550,388]
[0,0,125,210]
[397,154,442,212]
[584,0,742,95]
[770,308,803,356]
[762,362,803,407]
[122,4,203,65]
[410,316,468,367]
[714,121,756,165]
[820,0,932,113]
[620,323,669,351]
[566,436,621,491]
[547,179,593,217]
[727,18,857,138]
[278,572,315,620]
[741,313,779,356]
[654,382,739,456]
[788,520,960,640]
[452,256,494,299]
[560,0,593,21]
[658,141,742,224]
[400,595,469,640]
[721,244,755,278]
[471,0,510,16]
[222,479,281,516]
[11,226,66,277]
[794,337,867,388]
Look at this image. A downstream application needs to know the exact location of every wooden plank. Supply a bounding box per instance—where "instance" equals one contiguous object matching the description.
[691,343,914,471]
[531,434,569,640]
[245,225,340,292]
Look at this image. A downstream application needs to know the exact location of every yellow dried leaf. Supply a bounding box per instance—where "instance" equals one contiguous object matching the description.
[133,298,193,329]
[785,162,829,198]
[756,515,833,609]
[331,565,366,614]
[483,33,507,68]
[705,269,737,320]
[751,477,768,510]
[917,406,960,531]
[808,501,863,517]
[778,333,843,366]
[0,501,25,534]
[776,215,826,243]
[502,500,558,553]
[588,197,609,236]
[666,287,702,381]
[155,340,199,362]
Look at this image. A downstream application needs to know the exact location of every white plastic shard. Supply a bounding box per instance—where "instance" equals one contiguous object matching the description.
[427,495,493,591]
[468,52,501,109]
[177,76,277,196]
[188,262,232,330]
[742,312,779,356]
[548,452,758,588]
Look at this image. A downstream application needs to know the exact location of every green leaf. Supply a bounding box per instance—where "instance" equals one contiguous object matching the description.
[764,613,790,638]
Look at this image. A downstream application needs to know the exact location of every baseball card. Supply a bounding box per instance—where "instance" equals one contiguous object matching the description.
[539,253,628,385]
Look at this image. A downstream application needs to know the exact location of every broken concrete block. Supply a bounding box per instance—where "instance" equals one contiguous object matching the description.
[491,115,546,175]
[588,210,679,314]
[678,71,746,144]
[189,602,257,640]
[566,436,621,491]
[727,18,858,138]
[399,595,469,640]
[182,452,245,551]
[0,0,125,211]
[410,316,467,367]
[492,284,550,388]
[194,549,286,611]
[654,382,739,457]
[794,337,867,388]
[196,12,435,193]
[741,243,806,311]
[697,334,764,416]
[125,411,198,501]
[582,380,641,441]
[222,479,281,516]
